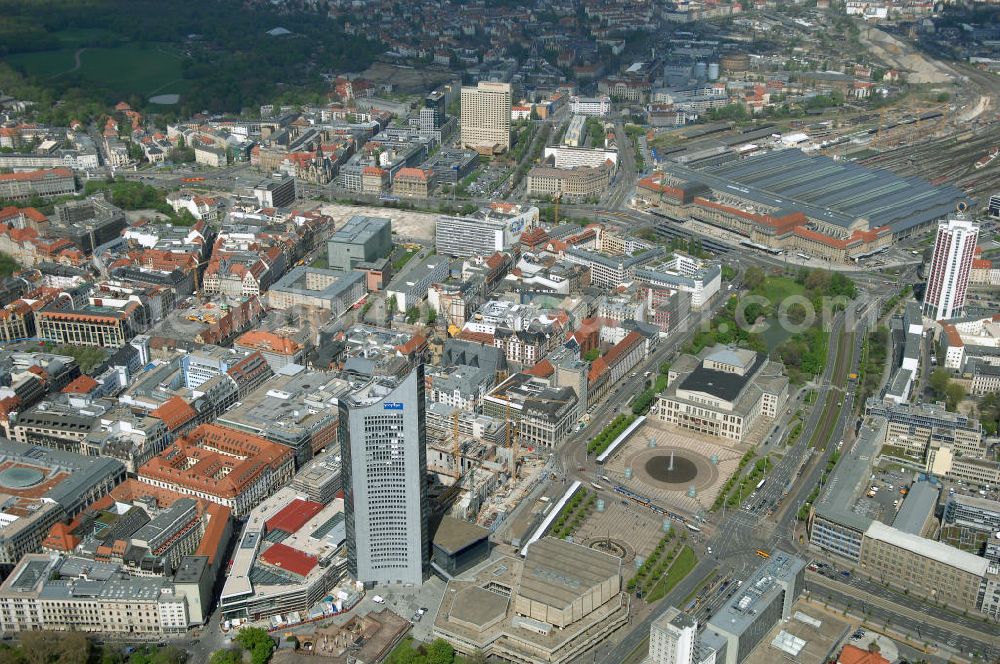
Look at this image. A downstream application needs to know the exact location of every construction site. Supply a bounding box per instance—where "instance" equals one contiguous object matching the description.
[425,394,558,536]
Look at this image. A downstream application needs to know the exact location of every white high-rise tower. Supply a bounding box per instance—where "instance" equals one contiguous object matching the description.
[923,214,979,321]
[460,81,512,155]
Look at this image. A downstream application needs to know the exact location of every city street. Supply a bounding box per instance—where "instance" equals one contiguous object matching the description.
[806,575,1000,661]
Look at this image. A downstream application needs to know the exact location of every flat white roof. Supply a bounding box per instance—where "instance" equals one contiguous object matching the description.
[221,487,345,602]
[865,521,989,576]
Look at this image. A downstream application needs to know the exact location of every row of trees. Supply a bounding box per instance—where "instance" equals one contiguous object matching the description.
[626,530,680,594]
[586,413,638,456]
[632,364,671,416]
[856,326,889,408]
[711,449,756,511]
[549,489,596,539]
[0,632,187,664]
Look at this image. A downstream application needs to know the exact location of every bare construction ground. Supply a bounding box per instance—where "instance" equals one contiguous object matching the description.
[319,202,438,241]
[861,27,955,84]
[360,62,456,94]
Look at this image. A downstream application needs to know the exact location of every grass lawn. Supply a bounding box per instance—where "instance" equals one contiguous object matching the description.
[78,44,185,95]
[47,344,108,373]
[750,275,805,303]
[392,247,419,271]
[4,49,77,78]
[645,546,697,603]
[4,42,185,96]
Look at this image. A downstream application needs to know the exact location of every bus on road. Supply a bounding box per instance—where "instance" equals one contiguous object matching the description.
[756,549,770,559]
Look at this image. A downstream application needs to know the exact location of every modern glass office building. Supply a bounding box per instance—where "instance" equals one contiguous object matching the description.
[339,365,429,586]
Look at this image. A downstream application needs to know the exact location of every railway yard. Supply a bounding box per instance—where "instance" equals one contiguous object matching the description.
[833,65,1000,200]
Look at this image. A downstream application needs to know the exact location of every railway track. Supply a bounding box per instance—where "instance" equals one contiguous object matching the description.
[805,328,855,452]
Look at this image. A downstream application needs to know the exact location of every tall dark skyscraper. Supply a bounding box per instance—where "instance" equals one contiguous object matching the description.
[339,365,429,586]
[424,91,446,129]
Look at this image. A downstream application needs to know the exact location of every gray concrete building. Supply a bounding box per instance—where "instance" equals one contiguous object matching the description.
[704,552,806,664]
[218,366,350,468]
[339,365,429,586]
[808,418,886,562]
[0,438,126,518]
[385,255,450,310]
[326,215,392,272]
[435,205,538,258]
[267,266,366,315]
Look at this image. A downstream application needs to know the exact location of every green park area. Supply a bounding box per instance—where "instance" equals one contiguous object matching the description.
[386,637,482,664]
[5,43,185,98]
[626,528,697,602]
[0,1,382,118]
[686,267,856,384]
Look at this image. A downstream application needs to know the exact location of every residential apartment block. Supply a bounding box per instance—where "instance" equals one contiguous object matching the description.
[0,554,189,636]
[0,169,76,202]
[436,204,538,258]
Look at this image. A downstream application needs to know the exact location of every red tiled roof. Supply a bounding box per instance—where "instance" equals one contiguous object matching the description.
[235,330,302,356]
[396,334,427,356]
[396,167,430,181]
[457,330,495,345]
[589,331,642,383]
[942,323,963,348]
[194,503,232,565]
[838,644,890,664]
[0,168,72,182]
[150,396,198,432]
[265,499,324,534]
[259,542,317,577]
[62,374,99,395]
[524,359,555,378]
[42,522,80,552]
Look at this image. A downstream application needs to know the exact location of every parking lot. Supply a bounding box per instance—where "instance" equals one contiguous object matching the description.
[462,162,509,198]
[861,468,914,524]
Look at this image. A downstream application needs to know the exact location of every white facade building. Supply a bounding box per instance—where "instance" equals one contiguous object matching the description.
[461,82,512,155]
[923,215,979,321]
[569,95,612,117]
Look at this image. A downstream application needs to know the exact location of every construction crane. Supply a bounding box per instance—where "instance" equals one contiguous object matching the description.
[452,409,461,480]
[553,192,562,225]
[497,389,573,479]
[504,396,519,479]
